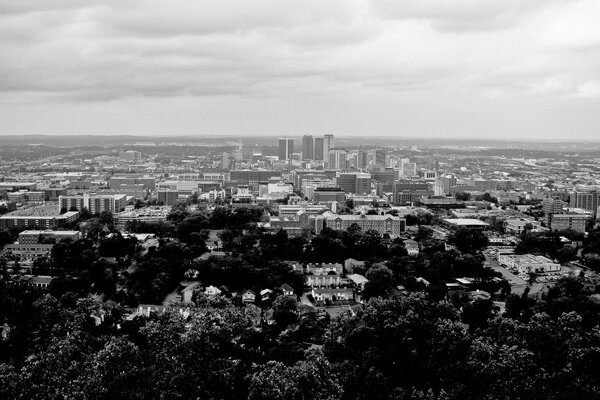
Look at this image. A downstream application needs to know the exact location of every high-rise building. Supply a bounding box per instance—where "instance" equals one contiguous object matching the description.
[157,189,180,206]
[328,149,347,170]
[278,138,294,161]
[570,191,598,217]
[323,134,334,163]
[369,149,386,166]
[550,214,586,233]
[314,138,324,161]
[357,150,368,169]
[542,198,564,215]
[302,135,314,160]
[337,173,372,195]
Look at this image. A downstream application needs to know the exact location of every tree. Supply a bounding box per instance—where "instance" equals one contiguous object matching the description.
[415,226,434,242]
[0,229,13,248]
[449,227,489,254]
[273,295,298,328]
[249,351,342,400]
[455,192,470,201]
[363,265,394,300]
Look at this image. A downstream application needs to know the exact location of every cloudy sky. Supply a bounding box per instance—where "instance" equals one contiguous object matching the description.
[1,0,599,140]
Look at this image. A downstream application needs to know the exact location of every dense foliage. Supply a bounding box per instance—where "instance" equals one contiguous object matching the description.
[1,203,600,399]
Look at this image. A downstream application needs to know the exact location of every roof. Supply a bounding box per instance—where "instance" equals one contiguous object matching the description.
[443,218,489,227]
[182,282,201,292]
[30,276,53,285]
[280,283,294,292]
[347,274,369,285]
[326,214,401,221]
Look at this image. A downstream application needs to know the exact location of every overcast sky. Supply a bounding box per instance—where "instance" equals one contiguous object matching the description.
[1,0,599,140]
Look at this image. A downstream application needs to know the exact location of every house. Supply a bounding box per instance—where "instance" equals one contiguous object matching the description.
[30,275,53,289]
[311,287,353,302]
[263,308,276,326]
[280,283,295,297]
[344,258,365,274]
[347,274,369,292]
[181,282,201,303]
[305,263,343,275]
[469,290,491,301]
[244,304,262,328]
[136,304,190,318]
[305,274,341,288]
[204,285,222,297]
[404,239,419,256]
[416,277,430,286]
[242,289,256,304]
[348,304,363,317]
[260,288,274,302]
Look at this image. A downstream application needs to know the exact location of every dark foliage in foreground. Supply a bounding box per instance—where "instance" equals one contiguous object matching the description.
[1,286,599,400]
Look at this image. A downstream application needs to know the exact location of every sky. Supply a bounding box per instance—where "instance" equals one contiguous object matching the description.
[1,0,599,140]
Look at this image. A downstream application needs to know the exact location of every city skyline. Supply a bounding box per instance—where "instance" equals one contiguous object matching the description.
[1,1,600,140]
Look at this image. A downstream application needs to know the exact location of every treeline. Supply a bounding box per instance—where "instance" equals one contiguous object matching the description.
[1,287,600,399]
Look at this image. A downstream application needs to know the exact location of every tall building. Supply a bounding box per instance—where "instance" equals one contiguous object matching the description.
[338,173,372,195]
[369,149,386,166]
[542,198,564,215]
[328,149,348,170]
[157,189,180,206]
[392,180,433,205]
[323,134,334,163]
[570,191,598,217]
[314,138,324,161]
[302,135,314,160]
[550,214,586,233]
[357,150,368,169]
[278,138,294,161]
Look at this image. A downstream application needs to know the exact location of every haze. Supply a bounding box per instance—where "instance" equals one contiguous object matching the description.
[1,0,599,140]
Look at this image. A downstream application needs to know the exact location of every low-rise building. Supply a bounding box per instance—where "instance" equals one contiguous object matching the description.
[0,205,78,230]
[311,287,353,302]
[497,254,561,274]
[549,214,587,233]
[114,206,170,229]
[325,213,406,237]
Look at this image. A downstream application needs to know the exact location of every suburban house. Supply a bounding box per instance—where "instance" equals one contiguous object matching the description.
[181,282,201,303]
[404,239,420,256]
[280,283,295,297]
[347,274,369,293]
[204,285,222,297]
[242,289,256,304]
[260,288,273,302]
[311,287,353,302]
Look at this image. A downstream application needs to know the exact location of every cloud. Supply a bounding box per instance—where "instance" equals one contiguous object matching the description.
[529,75,574,94]
[576,80,600,99]
[0,0,600,105]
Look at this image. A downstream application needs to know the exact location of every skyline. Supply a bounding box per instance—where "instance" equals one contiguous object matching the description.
[1,0,600,139]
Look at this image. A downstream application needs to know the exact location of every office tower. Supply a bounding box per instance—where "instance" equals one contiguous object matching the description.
[328,149,347,170]
[302,135,314,160]
[323,134,334,162]
[278,138,294,161]
[570,191,598,218]
[314,138,324,161]
[357,150,368,169]
[542,198,564,215]
[368,149,386,166]
[335,172,372,195]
